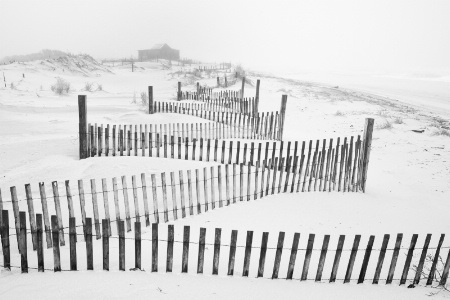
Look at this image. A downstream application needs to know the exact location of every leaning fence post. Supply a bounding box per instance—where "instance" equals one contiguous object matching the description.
[360,118,374,192]
[148,86,153,114]
[78,95,88,159]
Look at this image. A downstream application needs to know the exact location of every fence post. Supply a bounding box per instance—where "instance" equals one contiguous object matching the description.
[182,226,190,273]
[78,95,88,159]
[241,77,245,101]
[36,214,44,272]
[255,79,260,115]
[69,217,77,271]
[135,221,141,270]
[360,118,374,192]
[177,82,181,101]
[19,212,28,273]
[102,219,109,271]
[279,95,287,141]
[148,86,153,114]
[1,210,10,270]
[51,215,61,272]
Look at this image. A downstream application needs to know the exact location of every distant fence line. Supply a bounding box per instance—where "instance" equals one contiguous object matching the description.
[177,77,252,101]
[1,211,449,288]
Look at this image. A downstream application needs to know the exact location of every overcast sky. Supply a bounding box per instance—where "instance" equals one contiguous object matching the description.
[1,0,449,74]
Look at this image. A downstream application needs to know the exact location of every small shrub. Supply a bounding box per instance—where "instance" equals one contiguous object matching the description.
[392,116,403,124]
[335,110,344,116]
[432,128,450,137]
[140,92,148,106]
[84,82,94,92]
[51,77,70,95]
[377,120,393,130]
[97,84,102,91]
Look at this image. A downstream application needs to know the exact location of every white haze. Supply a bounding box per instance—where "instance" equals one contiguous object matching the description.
[1,0,450,76]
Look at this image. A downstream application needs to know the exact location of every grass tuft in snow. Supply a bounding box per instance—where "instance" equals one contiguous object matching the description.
[431,128,450,137]
[84,82,94,92]
[392,116,403,124]
[335,110,345,116]
[377,120,393,130]
[51,77,70,95]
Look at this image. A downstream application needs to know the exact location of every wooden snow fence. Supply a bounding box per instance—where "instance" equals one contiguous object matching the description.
[1,212,449,288]
[1,119,372,255]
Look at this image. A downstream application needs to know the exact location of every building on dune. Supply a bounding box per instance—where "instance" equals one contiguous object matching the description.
[138,44,180,61]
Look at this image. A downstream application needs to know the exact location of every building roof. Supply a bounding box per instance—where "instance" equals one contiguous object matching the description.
[150,44,167,50]
[138,44,178,52]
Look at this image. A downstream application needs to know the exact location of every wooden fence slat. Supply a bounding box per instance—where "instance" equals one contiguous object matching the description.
[210,167,216,209]
[131,176,141,223]
[344,235,361,283]
[102,219,109,271]
[36,214,44,272]
[187,170,194,215]
[243,231,254,277]
[257,232,269,277]
[414,234,432,284]
[38,183,52,248]
[24,184,37,250]
[272,231,285,279]
[330,235,345,282]
[427,234,445,285]
[19,212,28,273]
[121,176,132,231]
[151,174,160,223]
[152,223,158,272]
[51,182,65,245]
[195,169,201,214]
[166,224,174,272]
[179,171,186,218]
[69,217,77,271]
[141,174,150,226]
[286,232,300,280]
[135,221,141,270]
[301,234,315,281]
[386,233,403,284]
[315,235,330,281]
[119,220,125,271]
[213,228,222,275]
[51,215,60,272]
[85,217,93,270]
[373,234,390,284]
[358,235,375,283]
[161,173,169,222]
[170,172,178,220]
[227,230,238,276]
[101,179,111,236]
[197,227,206,274]
[400,234,418,285]
[439,249,450,286]
[181,225,190,273]
[89,179,101,239]
[203,167,209,211]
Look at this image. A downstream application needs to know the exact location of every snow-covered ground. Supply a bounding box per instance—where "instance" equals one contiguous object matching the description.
[0,56,449,299]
